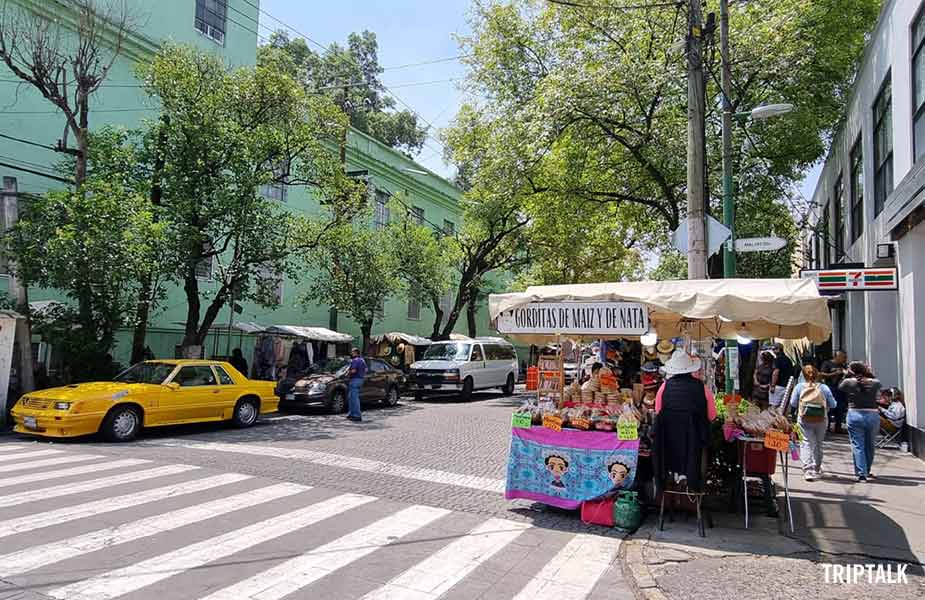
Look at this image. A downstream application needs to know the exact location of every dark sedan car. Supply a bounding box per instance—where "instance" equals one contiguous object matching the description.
[276,357,405,413]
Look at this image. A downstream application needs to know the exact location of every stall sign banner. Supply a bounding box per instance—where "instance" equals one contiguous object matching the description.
[505,426,640,510]
[496,302,649,336]
[763,430,790,452]
[512,413,532,429]
[543,414,563,432]
[617,422,639,440]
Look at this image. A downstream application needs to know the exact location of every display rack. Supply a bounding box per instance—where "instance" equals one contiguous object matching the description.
[536,348,564,404]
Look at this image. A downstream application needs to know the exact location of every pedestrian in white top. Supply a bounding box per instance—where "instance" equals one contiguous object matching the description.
[790,365,837,481]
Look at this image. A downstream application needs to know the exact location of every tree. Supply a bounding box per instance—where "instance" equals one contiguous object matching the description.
[304,224,398,351]
[455,0,881,273]
[0,0,135,185]
[384,204,455,339]
[260,30,428,156]
[6,178,162,380]
[137,44,358,355]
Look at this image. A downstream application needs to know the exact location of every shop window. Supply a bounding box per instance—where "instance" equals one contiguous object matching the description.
[195,0,226,44]
[913,5,925,162]
[873,73,893,216]
[833,175,845,259]
[850,137,864,242]
[374,190,390,230]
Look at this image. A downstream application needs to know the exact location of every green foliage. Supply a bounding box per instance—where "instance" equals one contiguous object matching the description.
[137,43,360,347]
[453,0,881,276]
[8,179,162,380]
[261,30,427,156]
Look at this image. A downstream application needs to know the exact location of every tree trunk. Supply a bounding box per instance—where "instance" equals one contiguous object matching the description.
[438,284,470,341]
[181,268,202,352]
[360,318,372,355]
[130,276,153,364]
[466,298,478,338]
[75,109,88,186]
[429,295,443,340]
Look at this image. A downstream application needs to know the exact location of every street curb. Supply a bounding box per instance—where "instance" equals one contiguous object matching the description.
[621,537,668,600]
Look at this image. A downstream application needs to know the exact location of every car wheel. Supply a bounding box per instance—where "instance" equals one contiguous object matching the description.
[232,398,259,428]
[327,389,347,414]
[382,385,400,407]
[502,373,515,396]
[101,405,141,443]
[460,377,474,402]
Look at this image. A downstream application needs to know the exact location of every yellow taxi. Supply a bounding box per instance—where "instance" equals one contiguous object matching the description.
[10,360,279,442]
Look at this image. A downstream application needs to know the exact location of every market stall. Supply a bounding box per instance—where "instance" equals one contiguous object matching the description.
[369,332,432,371]
[490,279,832,531]
[234,323,354,381]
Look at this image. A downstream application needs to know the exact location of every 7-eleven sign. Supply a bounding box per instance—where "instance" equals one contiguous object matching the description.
[801,267,898,291]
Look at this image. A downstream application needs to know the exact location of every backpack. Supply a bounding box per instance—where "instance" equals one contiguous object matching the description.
[799,383,827,422]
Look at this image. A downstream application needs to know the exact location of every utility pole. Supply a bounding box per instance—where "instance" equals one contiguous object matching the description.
[720,0,736,395]
[686,0,707,279]
[1,179,34,404]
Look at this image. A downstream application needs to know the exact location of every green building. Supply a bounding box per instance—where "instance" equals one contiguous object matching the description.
[0,0,486,374]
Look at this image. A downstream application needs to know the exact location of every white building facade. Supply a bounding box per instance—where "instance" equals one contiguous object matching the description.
[806,0,925,458]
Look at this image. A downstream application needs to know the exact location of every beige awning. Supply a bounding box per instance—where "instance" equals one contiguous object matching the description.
[370,332,433,346]
[488,278,832,344]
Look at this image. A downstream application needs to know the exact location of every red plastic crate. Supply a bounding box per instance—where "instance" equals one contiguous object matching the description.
[738,440,778,475]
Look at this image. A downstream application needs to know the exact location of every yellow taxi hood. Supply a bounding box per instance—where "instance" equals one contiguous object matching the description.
[28,382,162,401]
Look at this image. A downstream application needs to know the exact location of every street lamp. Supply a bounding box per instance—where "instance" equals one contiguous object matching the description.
[747,103,794,121]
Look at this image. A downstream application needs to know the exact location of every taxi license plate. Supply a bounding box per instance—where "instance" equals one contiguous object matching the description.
[285,393,294,400]
[24,416,38,429]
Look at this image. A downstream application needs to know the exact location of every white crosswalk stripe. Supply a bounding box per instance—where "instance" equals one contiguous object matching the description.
[360,518,532,600]
[200,504,452,600]
[0,469,247,538]
[0,452,102,473]
[512,534,621,600]
[49,493,378,600]
[0,482,308,577]
[0,458,150,488]
[0,448,60,463]
[0,464,200,508]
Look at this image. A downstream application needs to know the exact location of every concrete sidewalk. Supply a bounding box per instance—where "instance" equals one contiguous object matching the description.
[622,436,925,600]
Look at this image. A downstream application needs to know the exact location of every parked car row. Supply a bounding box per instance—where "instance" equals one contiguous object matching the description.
[7,338,520,443]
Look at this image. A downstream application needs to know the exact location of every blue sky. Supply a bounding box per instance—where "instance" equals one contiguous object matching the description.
[259,0,472,178]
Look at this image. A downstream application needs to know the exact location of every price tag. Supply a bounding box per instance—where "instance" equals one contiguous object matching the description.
[542,414,563,432]
[571,417,591,430]
[617,421,638,440]
[763,430,790,452]
[512,413,532,429]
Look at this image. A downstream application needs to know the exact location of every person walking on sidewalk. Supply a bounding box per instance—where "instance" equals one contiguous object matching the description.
[347,347,367,422]
[790,365,836,481]
[840,362,882,482]
[821,350,848,433]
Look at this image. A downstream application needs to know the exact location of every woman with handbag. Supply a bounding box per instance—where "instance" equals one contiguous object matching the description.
[789,365,837,481]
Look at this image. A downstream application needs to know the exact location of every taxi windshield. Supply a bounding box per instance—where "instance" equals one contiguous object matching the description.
[115,362,176,385]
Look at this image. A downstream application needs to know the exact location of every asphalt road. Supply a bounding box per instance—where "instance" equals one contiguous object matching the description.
[0,389,633,600]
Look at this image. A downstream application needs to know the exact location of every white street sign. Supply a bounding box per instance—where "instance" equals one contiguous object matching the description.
[671,215,732,258]
[734,236,787,252]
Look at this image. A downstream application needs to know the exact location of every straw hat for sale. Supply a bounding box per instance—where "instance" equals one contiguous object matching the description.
[644,345,658,360]
[663,349,703,376]
[656,340,675,354]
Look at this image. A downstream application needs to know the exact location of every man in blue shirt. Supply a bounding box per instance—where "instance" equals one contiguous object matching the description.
[347,348,366,422]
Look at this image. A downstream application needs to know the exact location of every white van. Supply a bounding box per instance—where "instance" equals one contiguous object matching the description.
[409,338,518,401]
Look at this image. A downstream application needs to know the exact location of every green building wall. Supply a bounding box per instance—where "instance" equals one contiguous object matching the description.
[0,0,498,370]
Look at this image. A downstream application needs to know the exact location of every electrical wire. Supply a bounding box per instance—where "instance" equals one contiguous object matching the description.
[546,0,682,10]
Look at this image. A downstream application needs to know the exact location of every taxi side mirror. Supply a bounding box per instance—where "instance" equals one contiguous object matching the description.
[165,382,180,391]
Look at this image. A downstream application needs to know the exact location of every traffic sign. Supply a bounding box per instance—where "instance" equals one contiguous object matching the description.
[800,267,898,291]
[672,215,732,258]
[734,236,787,252]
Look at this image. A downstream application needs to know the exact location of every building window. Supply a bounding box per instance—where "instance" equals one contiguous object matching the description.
[195,0,226,44]
[439,291,453,320]
[256,264,284,305]
[259,159,289,202]
[409,206,424,225]
[913,5,925,162]
[833,174,844,259]
[443,220,455,237]
[850,137,863,242]
[407,297,420,320]
[821,203,830,268]
[195,242,214,280]
[0,176,16,274]
[375,297,385,318]
[374,190,390,230]
[873,73,893,216]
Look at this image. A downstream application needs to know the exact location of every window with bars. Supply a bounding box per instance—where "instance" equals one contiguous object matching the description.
[873,73,893,216]
[374,190,390,230]
[259,159,289,203]
[850,137,864,242]
[409,206,424,225]
[256,264,284,305]
[914,5,925,162]
[195,0,226,44]
[195,242,214,281]
[833,174,845,259]
[821,203,831,268]
[0,176,15,274]
[442,219,455,237]
[407,297,420,320]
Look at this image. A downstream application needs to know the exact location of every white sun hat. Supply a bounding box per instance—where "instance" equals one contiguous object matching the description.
[663,349,703,376]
